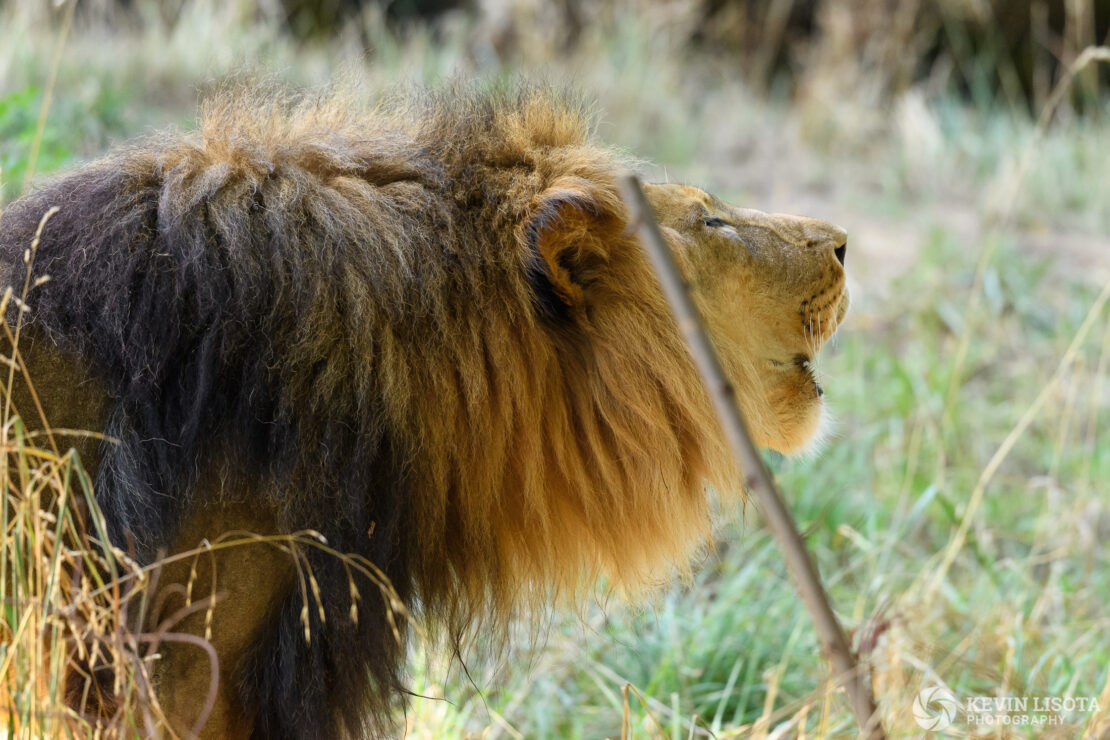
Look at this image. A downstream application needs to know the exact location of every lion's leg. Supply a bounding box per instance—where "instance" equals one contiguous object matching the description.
[149,497,294,740]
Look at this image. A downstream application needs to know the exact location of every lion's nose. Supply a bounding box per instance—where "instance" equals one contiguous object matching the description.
[795,217,846,256]
[818,222,847,266]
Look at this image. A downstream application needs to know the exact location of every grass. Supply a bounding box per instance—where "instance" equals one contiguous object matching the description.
[0,226,154,737]
[2,2,1109,738]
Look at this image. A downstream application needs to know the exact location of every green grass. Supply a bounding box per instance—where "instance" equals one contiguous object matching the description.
[2,3,1109,738]
[0,87,71,204]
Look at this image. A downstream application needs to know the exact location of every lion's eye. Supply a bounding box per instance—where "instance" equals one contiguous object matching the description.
[701,217,754,255]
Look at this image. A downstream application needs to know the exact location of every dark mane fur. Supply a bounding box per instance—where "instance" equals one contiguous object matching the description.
[0,85,734,737]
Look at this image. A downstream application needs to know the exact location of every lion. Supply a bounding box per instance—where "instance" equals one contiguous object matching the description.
[0,85,848,739]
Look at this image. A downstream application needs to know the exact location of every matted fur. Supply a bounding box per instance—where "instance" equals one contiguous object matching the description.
[0,84,847,738]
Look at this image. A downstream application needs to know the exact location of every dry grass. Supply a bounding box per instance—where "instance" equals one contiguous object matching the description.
[0,210,157,736]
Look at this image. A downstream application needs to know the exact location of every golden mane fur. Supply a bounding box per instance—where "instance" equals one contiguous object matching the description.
[188,86,737,604]
[0,84,848,738]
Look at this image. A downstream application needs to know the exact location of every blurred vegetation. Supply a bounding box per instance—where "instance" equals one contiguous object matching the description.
[0,0,1108,738]
[0,87,73,204]
[14,0,1110,105]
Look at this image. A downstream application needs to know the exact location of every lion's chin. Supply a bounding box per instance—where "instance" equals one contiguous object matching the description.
[763,375,830,457]
[764,411,829,459]
[784,401,833,458]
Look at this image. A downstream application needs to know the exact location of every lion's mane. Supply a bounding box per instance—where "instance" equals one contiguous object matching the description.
[0,86,737,737]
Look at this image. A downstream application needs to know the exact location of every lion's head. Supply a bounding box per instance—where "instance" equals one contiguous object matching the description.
[643,183,849,454]
[524,172,848,466]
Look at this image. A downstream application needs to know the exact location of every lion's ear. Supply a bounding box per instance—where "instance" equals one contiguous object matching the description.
[521,177,620,320]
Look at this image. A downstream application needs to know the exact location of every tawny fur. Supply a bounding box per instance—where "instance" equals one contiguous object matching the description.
[0,84,848,738]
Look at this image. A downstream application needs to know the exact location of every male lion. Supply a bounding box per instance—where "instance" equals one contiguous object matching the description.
[0,86,848,738]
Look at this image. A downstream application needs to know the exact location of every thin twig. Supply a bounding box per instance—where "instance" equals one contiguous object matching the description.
[618,174,883,739]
